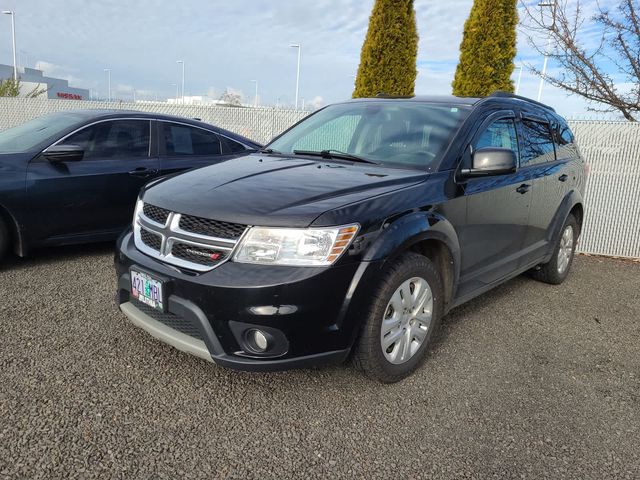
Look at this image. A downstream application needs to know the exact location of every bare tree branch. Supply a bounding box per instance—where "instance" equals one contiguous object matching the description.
[520,0,640,121]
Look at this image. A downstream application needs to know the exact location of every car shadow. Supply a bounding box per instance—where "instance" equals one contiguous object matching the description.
[0,241,116,272]
[430,273,532,348]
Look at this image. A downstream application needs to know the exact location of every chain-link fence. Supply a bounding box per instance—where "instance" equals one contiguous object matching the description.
[0,97,638,258]
[0,97,307,144]
[569,121,640,259]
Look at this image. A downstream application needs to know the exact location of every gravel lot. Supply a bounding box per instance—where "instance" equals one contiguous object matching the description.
[0,245,638,479]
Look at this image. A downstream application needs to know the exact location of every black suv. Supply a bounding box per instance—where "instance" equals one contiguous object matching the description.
[115,92,586,383]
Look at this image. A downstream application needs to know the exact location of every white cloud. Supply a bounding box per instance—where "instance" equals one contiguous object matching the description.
[34,60,82,86]
[0,0,610,115]
[309,96,324,109]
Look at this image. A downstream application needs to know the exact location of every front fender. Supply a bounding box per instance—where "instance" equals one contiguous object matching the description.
[334,211,461,349]
[363,211,461,273]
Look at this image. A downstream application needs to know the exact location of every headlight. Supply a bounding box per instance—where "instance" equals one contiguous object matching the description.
[233,224,360,266]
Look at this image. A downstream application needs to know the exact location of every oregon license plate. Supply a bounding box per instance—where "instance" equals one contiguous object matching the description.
[131,269,165,312]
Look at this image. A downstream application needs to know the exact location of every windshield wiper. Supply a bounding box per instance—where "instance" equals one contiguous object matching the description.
[258,148,282,154]
[293,149,378,165]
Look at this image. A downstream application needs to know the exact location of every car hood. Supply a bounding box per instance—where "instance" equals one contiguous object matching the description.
[143,154,428,227]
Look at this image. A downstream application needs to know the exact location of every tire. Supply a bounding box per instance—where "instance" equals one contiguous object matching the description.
[530,214,579,285]
[0,217,8,261]
[353,252,444,383]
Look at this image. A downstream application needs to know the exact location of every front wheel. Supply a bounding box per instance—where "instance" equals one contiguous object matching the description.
[353,252,444,383]
[530,214,579,285]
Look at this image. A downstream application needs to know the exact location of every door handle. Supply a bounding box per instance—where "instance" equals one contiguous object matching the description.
[559,174,568,182]
[516,184,531,194]
[128,167,157,178]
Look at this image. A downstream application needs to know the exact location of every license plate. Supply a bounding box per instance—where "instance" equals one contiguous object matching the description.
[131,269,165,312]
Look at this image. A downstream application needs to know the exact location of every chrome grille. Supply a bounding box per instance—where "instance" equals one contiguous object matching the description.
[140,229,162,251]
[179,215,246,240]
[143,203,171,225]
[134,200,247,272]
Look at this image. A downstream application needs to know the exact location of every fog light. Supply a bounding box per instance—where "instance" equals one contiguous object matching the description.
[250,329,269,352]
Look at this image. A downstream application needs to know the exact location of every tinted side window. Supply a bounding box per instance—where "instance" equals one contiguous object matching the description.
[520,120,555,165]
[163,123,222,156]
[475,118,519,153]
[60,120,150,160]
[554,123,577,159]
[224,137,248,154]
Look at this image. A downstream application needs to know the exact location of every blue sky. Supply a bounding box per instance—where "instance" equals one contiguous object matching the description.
[0,0,622,117]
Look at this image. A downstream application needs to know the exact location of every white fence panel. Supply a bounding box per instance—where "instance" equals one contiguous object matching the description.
[0,98,638,258]
[568,121,640,258]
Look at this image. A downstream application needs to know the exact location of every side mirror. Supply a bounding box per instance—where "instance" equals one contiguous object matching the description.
[42,144,84,162]
[460,147,517,177]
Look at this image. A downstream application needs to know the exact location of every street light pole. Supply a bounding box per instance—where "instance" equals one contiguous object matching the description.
[251,79,258,107]
[176,60,185,104]
[290,44,301,110]
[515,65,523,95]
[2,11,17,82]
[104,68,111,102]
[537,1,557,102]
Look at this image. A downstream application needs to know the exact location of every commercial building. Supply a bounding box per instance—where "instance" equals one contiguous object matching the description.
[0,63,89,100]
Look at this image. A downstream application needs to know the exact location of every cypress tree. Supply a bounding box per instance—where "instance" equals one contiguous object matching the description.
[452,0,518,97]
[353,0,418,98]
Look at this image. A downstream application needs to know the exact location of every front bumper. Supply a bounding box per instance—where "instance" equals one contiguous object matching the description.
[115,230,380,371]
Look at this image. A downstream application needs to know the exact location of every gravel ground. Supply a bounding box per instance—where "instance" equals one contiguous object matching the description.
[0,245,638,479]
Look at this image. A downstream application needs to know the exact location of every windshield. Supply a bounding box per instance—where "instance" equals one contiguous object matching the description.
[0,111,90,154]
[268,101,471,170]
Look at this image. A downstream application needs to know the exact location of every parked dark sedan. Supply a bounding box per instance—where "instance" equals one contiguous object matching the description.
[0,110,260,260]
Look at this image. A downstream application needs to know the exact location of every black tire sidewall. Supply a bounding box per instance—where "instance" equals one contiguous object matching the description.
[357,253,444,382]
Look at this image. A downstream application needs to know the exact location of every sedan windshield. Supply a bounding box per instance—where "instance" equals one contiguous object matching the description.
[268,101,471,170]
[0,111,90,154]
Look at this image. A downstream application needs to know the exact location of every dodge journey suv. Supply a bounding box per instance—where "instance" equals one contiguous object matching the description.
[115,92,586,383]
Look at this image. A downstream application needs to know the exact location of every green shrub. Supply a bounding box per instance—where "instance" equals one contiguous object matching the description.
[353,0,418,98]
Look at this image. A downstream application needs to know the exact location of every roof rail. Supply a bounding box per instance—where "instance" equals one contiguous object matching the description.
[375,92,415,99]
[486,90,556,112]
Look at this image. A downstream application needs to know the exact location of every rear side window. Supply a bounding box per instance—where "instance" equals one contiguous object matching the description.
[162,123,222,156]
[475,118,519,153]
[224,137,248,154]
[554,123,578,159]
[520,120,555,165]
[59,120,150,160]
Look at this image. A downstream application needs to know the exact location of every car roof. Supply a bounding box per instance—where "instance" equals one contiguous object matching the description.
[340,92,556,114]
[341,95,481,107]
[52,109,260,147]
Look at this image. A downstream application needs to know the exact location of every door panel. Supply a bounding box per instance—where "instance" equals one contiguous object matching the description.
[455,115,531,297]
[517,117,564,264]
[26,119,159,244]
[457,171,532,296]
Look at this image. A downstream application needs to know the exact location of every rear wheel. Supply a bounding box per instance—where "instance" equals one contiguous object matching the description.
[530,214,578,285]
[353,252,444,383]
[0,217,8,261]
